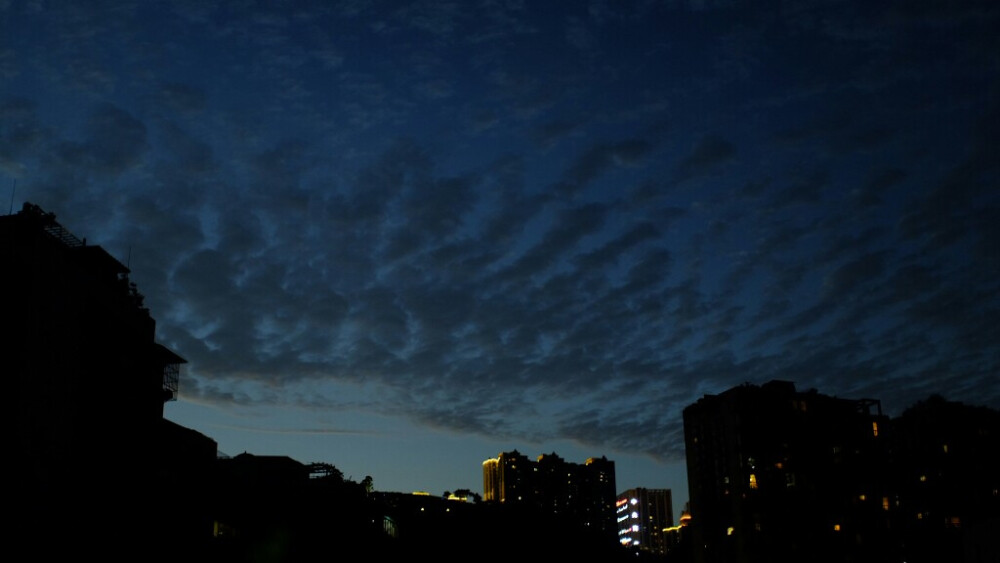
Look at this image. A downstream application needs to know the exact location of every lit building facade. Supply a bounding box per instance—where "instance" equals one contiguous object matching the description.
[889,395,1000,563]
[616,487,673,554]
[683,380,893,563]
[482,449,533,503]
[482,450,617,539]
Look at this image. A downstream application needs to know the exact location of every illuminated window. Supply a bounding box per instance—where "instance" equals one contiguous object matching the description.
[882,497,890,511]
[919,475,927,482]
[726,527,734,536]
[632,512,639,519]
[749,474,758,489]
[859,494,866,501]
[833,524,841,531]
[942,444,949,453]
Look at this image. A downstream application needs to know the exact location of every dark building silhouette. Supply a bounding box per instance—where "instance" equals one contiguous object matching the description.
[683,380,893,563]
[617,487,674,555]
[2,202,206,555]
[482,450,618,545]
[889,395,1000,563]
[208,453,392,561]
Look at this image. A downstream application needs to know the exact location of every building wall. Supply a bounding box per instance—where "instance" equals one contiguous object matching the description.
[683,380,892,563]
[3,203,187,555]
[617,487,673,554]
[481,450,618,541]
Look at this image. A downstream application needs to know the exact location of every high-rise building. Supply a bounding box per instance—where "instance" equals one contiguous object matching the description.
[2,202,208,555]
[683,380,892,563]
[482,450,617,539]
[482,449,533,503]
[616,487,673,555]
[889,395,1000,563]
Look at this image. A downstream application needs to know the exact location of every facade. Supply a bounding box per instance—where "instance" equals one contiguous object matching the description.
[616,487,673,555]
[2,202,197,555]
[683,380,893,563]
[482,450,618,540]
[482,449,533,503]
[889,396,1000,563]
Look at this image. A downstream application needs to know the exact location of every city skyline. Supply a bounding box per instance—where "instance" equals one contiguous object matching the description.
[2,1,998,516]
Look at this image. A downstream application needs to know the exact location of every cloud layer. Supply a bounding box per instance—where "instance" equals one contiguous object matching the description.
[2,1,998,463]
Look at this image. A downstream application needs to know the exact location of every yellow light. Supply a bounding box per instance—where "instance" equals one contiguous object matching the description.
[727,527,734,536]
[942,444,948,453]
[833,524,841,531]
[749,474,758,489]
[872,421,878,437]
[882,497,890,511]
[859,494,866,501]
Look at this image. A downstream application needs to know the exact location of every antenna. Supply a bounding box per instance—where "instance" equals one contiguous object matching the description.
[8,179,14,215]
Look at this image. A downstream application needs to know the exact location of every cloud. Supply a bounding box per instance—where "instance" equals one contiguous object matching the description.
[3,0,998,473]
[674,135,735,183]
[56,103,148,177]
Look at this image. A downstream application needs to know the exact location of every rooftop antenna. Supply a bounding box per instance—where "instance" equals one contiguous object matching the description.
[8,179,14,215]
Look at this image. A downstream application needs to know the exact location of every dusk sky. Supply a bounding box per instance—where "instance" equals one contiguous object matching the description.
[3,1,997,515]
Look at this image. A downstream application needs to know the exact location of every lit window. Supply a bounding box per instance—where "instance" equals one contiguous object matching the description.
[882,497,890,511]
[632,525,639,532]
[632,512,639,519]
[859,494,866,501]
[919,475,927,482]
[726,527,734,536]
[872,421,878,437]
[942,444,948,453]
[749,474,758,489]
[833,524,841,531]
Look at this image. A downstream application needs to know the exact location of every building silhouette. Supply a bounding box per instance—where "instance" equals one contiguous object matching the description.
[617,487,674,555]
[482,450,618,543]
[2,202,215,556]
[683,380,893,563]
[889,395,1000,563]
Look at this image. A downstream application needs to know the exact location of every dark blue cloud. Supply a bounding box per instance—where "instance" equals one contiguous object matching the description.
[1,0,997,479]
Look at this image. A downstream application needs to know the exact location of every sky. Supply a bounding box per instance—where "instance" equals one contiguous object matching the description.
[2,1,998,516]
